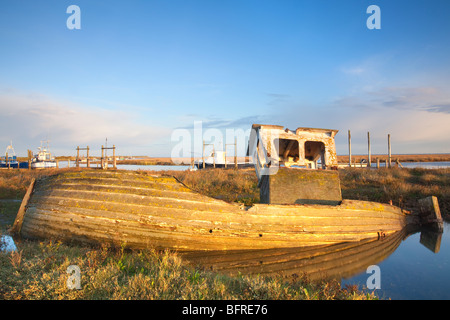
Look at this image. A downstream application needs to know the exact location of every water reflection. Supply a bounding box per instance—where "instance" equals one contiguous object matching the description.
[180,229,414,281]
[341,223,449,299]
[420,230,442,253]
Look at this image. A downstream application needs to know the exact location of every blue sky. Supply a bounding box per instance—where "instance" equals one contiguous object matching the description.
[1,0,450,157]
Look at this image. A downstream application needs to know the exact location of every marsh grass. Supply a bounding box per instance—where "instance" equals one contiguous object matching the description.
[338,168,450,217]
[0,239,373,300]
[169,168,260,205]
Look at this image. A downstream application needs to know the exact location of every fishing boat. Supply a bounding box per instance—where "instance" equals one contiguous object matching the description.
[30,141,57,169]
[195,151,253,169]
[0,142,19,168]
[10,124,442,251]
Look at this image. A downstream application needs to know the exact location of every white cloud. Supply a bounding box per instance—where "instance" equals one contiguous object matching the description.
[261,84,450,155]
[0,90,171,156]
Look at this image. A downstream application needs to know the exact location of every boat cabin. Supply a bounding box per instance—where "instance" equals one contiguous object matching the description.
[248,124,339,172]
[248,124,342,205]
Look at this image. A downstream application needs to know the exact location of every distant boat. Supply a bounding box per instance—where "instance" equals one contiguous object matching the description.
[195,151,253,169]
[0,142,19,168]
[30,141,57,169]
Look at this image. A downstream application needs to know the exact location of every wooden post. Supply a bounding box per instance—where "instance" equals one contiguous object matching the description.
[224,149,227,169]
[56,159,59,168]
[234,137,237,169]
[348,130,352,168]
[376,158,380,169]
[113,145,117,169]
[10,179,36,235]
[213,145,216,168]
[101,145,104,169]
[6,152,9,169]
[86,146,90,168]
[202,141,205,169]
[76,146,80,168]
[28,149,32,170]
[367,132,371,168]
[418,196,444,232]
[388,134,391,168]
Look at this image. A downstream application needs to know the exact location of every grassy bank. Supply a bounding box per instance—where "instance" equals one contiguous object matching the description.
[1,166,449,300]
[0,239,369,300]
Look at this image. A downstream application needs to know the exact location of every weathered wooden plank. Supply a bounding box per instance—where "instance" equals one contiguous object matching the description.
[21,208,396,250]
[25,205,404,240]
[10,178,35,235]
[26,197,406,235]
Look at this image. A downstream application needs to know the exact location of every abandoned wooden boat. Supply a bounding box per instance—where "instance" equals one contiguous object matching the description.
[10,123,443,251]
[10,169,430,251]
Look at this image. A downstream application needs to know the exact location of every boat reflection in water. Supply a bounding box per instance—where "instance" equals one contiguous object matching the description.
[179,228,442,281]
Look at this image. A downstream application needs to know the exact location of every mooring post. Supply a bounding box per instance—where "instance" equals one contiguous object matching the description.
[348,130,352,168]
[376,158,380,169]
[202,140,205,169]
[101,145,104,169]
[367,132,371,168]
[234,137,237,169]
[224,150,227,169]
[27,149,32,170]
[113,145,117,169]
[388,134,392,168]
[6,152,9,169]
[418,196,444,232]
[86,146,90,168]
[76,146,80,168]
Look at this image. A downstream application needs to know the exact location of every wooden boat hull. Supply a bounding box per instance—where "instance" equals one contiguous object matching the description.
[12,170,414,251]
[31,161,57,169]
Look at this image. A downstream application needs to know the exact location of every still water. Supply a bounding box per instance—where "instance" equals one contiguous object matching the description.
[57,162,191,171]
[60,161,450,171]
[341,223,450,299]
[374,161,450,169]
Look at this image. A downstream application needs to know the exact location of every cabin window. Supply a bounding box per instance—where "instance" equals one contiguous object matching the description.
[275,138,300,162]
[304,141,325,168]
